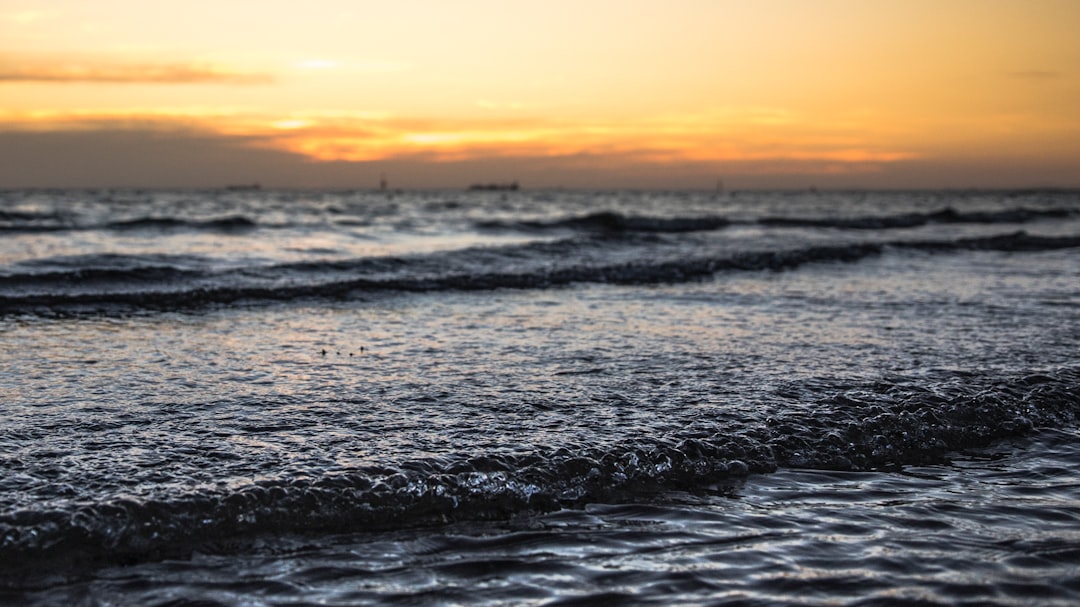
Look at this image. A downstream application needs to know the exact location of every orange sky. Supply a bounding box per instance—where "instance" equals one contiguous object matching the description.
[2,0,1078,189]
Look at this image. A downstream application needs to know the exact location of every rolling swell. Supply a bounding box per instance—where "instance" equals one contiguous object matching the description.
[1,366,1077,586]
[2,231,1079,316]
[477,211,731,233]
[0,265,202,290]
[476,206,1076,235]
[106,215,258,232]
[0,214,261,234]
[759,206,1075,230]
[0,210,65,231]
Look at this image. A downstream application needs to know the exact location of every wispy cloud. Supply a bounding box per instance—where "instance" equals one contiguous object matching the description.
[0,57,273,84]
[0,106,918,172]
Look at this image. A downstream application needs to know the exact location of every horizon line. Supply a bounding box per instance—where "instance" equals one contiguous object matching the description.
[3,185,1080,194]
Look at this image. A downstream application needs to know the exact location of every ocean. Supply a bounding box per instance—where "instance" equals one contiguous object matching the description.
[1,188,1078,605]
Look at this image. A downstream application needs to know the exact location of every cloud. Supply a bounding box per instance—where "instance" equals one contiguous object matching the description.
[0,106,921,186]
[0,59,273,84]
[3,124,1077,190]
[0,128,901,189]
[0,128,307,188]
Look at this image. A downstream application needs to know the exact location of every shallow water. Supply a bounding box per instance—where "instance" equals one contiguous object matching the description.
[1,189,1079,604]
[11,430,1080,606]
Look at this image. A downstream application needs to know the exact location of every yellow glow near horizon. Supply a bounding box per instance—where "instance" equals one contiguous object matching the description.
[294,59,338,71]
[2,0,1079,187]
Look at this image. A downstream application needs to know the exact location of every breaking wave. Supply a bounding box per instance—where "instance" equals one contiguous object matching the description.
[2,231,1078,316]
[1,366,1076,586]
[477,206,1076,235]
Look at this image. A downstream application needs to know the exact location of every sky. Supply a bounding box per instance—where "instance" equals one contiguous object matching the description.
[1,0,1078,189]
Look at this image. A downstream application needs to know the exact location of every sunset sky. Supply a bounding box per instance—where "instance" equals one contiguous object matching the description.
[2,0,1078,189]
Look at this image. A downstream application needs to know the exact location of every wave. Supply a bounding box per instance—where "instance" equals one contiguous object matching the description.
[758,206,1075,230]
[0,215,261,235]
[2,231,1078,316]
[0,221,71,234]
[0,254,212,295]
[477,206,1076,235]
[1,204,1072,238]
[1,366,1077,586]
[478,211,732,233]
[106,215,258,232]
[0,210,61,222]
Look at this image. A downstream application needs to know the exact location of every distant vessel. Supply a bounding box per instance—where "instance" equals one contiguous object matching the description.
[468,181,519,191]
[225,183,261,191]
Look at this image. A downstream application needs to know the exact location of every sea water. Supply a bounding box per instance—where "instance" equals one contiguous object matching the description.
[1,189,1078,605]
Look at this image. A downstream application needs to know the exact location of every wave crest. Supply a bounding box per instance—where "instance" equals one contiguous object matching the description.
[1,367,1077,586]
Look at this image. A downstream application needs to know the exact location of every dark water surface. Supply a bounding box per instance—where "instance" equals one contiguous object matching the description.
[18,430,1080,606]
[1,189,1078,605]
